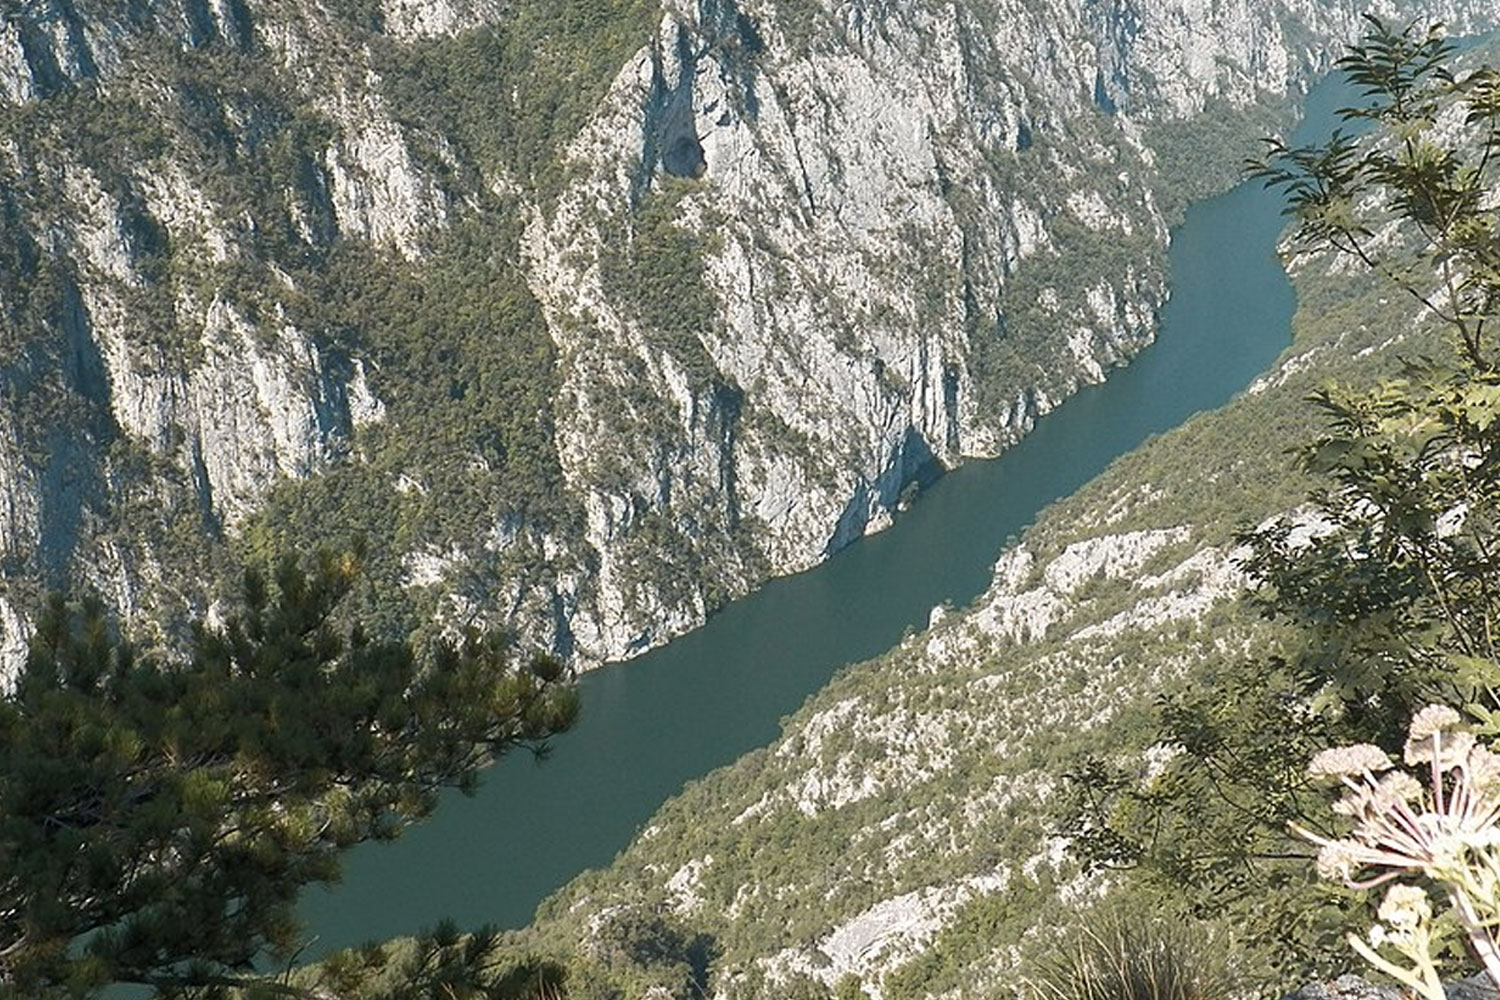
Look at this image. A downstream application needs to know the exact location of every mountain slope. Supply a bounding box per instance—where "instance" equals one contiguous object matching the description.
[1,0,1492,675]
[506,215,1440,1000]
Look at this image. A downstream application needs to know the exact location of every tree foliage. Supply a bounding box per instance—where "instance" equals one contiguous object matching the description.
[1246,13,1500,737]
[1065,16,1500,982]
[0,550,579,999]
[306,922,569,1000]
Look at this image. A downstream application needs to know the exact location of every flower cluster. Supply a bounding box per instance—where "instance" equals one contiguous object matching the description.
[1294,706,1500,1000]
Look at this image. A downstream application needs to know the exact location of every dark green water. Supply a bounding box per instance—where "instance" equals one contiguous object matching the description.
[298,79,1349,956]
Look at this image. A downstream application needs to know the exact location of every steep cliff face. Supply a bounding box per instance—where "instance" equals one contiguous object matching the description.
[0,0,1491,675]
[514,224,1447,999]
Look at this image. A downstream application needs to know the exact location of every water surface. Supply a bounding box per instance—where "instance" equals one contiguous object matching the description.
[299,76,1349,954]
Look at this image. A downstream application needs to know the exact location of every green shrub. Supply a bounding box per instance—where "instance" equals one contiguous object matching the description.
[1027,913,1236,1000]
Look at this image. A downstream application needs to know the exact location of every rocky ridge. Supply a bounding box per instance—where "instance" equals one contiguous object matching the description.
[515,242,1448,997]
[1,0,1494,678]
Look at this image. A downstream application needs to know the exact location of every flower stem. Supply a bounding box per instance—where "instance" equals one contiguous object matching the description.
[1450,890,1500,990]
[1347,933,1447,1000]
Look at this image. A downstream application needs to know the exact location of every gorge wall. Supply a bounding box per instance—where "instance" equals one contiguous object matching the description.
[0,0,1490,673]
[511,181,1457,999]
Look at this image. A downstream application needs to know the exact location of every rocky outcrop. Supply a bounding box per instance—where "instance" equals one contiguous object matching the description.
[506,0,1500,662]
[514,215,1461,998]
[1287,974,1500,1000]
[529,506,1267,996]
[1,0,1497,681]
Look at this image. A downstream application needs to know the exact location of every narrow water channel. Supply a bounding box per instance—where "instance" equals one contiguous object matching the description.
[298,75,1350,955]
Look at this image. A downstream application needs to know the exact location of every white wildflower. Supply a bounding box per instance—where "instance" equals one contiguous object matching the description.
[1309,743,1395,779]
[1378,884,1432,928]
[1468,745,1500,793]
[1409,705,1463,741]
[1298,705,1500,1000]
[1376,771,1425,805]
[1406,729,1475,770]
[1337,771,1425,816]
[1315,839,1363,880]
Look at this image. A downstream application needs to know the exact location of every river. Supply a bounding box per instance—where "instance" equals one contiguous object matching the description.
[298,75,1349,955]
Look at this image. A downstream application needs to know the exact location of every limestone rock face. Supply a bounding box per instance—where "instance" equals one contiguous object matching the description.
[514,228,1484,997]
[0,0,1495,680]
[1284,977,1403,1000]
[1286,975,1500,1000]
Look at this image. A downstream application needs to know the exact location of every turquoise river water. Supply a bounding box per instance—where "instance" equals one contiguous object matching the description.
[298,75,1352,954]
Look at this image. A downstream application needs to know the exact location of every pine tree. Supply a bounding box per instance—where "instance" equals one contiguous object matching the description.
[0,549,579,999]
